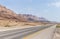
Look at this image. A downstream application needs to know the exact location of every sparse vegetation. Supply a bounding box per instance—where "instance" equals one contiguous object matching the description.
[56,26,60,28]
[56,24,60,28]
[4,24,10,27]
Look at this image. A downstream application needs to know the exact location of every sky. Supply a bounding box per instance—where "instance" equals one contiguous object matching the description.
[0,0,60,22]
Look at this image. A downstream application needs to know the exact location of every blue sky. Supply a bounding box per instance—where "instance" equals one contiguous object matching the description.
[0,0,60,22]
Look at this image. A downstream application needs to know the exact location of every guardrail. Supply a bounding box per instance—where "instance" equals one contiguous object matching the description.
[0,25,56,39]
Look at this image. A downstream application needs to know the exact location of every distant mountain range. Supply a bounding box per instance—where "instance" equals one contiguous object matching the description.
[18,14,49,22]
[0,5,56,24]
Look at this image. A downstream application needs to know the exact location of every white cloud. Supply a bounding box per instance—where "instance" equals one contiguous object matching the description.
[48,2,60,8]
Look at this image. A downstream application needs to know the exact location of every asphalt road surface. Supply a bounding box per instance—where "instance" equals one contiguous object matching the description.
[0,25,56,39]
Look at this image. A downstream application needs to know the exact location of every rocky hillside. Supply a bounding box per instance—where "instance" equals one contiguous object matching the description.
[0,5,54,27]
[0,5,50,23]
[0,5,27,22]
[18,14,49,22]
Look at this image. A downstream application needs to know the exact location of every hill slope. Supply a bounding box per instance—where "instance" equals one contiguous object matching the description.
[0,5,52,27]
[0,5,27,22]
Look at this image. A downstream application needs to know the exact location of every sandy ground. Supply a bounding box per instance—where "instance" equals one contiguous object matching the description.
[53,28,60,39]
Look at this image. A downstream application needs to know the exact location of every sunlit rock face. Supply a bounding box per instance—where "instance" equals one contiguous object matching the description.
[0,5,27,22]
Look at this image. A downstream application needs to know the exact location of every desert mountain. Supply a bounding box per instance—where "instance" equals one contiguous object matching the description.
[0,5,50,23]
[0,5,27,22]
[18,14,49,22]
[0,5,57,27]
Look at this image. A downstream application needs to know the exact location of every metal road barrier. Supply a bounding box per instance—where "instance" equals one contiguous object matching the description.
[0,25,56,39]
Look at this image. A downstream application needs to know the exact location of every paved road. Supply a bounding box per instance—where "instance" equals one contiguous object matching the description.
[0,25,56,39]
